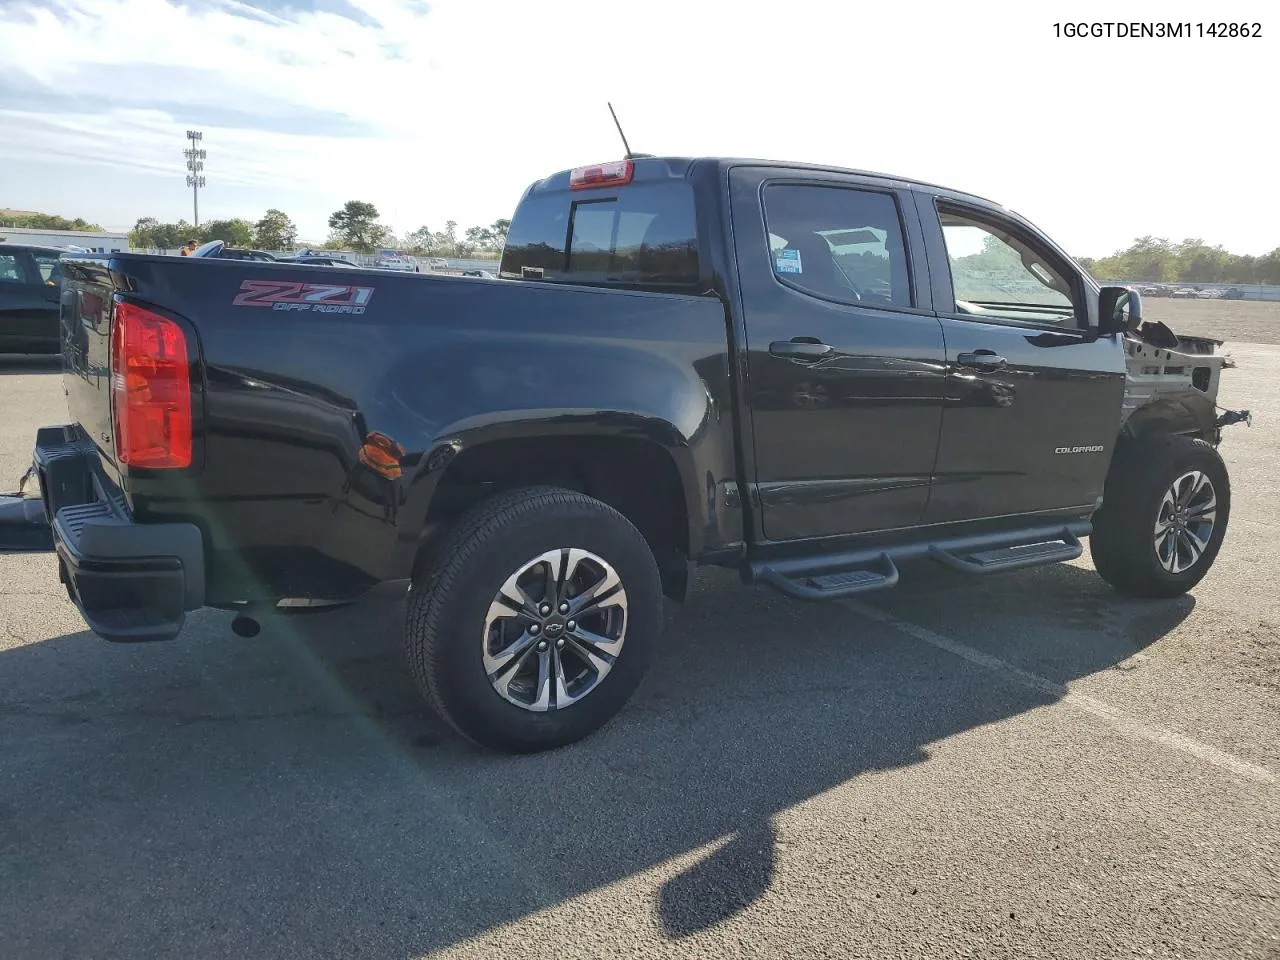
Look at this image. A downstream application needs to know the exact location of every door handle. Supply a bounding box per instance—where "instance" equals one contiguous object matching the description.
[955,351,1008,371]
[770,339,833,362]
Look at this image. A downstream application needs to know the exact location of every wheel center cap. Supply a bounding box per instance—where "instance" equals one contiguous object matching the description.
[543,620,565,637]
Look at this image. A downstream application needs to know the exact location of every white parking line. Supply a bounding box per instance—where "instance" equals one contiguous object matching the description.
[842,599,1277,786]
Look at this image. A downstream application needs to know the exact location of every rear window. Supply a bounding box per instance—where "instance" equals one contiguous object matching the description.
[500,182,699,286]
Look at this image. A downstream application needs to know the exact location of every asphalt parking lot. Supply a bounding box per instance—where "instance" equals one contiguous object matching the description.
[2,311,1279,958]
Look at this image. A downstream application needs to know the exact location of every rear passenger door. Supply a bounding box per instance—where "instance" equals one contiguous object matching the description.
[913,192,1127,524]
[730,168,947,541]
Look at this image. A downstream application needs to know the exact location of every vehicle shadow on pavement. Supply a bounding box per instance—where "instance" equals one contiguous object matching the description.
[0,561,1193,958]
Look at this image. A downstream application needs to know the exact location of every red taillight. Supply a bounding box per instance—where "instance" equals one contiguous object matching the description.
[110,301,192,469]
[569,160,634,190]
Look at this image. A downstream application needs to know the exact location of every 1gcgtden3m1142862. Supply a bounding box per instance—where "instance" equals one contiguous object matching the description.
[28,156,1251,753]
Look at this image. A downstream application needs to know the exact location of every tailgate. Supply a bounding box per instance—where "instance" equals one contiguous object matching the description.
[59,256,118,463]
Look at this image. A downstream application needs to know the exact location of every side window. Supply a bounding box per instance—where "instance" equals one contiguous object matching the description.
[0,253,32,284]
[937,205,1079,326]
[762,184,912,308]
[32,254,61,285]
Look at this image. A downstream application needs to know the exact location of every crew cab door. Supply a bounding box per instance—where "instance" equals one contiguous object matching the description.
[912,192,1127,523]
[729,168,946,541]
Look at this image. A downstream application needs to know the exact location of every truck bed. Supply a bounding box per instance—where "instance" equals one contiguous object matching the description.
[55,253,735,604]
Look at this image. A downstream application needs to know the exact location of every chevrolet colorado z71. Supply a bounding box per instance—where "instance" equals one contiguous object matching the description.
[30,157,1249,753]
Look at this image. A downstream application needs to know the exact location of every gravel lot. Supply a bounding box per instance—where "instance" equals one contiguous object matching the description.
[1144,296,1280,347]
[2,301,1278,959]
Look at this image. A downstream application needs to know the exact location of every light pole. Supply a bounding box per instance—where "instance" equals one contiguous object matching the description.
[184,130,206,227]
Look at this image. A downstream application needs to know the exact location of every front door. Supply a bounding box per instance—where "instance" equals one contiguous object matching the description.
[730,170,947,542]
[913,193,1127,524]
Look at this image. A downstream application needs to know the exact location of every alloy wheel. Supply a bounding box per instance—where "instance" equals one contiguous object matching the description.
[482,548,628,711]
[1154,470,1218,574]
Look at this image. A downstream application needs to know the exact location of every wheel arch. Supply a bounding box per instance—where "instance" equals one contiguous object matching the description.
[1119,391,1219,449]
[403,417,702,600]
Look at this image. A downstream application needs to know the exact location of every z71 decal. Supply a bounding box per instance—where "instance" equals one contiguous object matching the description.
[232,280,374,314]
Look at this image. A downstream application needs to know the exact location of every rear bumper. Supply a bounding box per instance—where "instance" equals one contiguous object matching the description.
[33,425,205,642]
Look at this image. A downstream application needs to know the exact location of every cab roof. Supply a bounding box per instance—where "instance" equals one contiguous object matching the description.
[525,156,1018,225]
[0,242,71,256]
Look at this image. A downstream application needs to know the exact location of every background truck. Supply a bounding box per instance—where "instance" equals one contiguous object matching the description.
[31,156,1248,753]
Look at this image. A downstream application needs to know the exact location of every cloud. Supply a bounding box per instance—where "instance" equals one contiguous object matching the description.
[0,0,1275,254]
[0,0,461,234]
[0,0,436,136]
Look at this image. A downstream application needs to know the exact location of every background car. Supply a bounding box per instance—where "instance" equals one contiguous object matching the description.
[186,240,274,261]
[461,269,496,278]
[374,251,417,273]
[0,242,63,354]
[215,248,277,262]
[272,255,359,268]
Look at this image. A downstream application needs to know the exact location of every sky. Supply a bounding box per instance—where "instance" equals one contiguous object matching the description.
[0,0,1275,256]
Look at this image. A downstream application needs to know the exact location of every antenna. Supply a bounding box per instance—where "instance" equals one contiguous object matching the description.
[607,102,634,159]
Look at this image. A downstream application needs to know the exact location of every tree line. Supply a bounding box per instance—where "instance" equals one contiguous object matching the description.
[129,209,299,251]
[17,205,1280,282]
[327,200,509,257]
[123,201,509,258]
[1,210,105,231]
[1078,237,1280,286]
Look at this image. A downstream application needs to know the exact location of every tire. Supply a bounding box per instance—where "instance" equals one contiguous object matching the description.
[1090,435,1230,598]
[404,486,663,753]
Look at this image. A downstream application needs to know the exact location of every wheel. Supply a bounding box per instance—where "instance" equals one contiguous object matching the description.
[405,486,663,753]
[1090,435,1230,598]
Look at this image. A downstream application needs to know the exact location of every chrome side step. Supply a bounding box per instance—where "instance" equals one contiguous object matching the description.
[750,522,1089,602]
[929,531,1082,574]
[756,553,899,601]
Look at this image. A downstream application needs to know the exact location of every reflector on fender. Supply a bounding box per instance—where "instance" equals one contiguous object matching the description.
[569,160,634,190]
[111,300,193,469]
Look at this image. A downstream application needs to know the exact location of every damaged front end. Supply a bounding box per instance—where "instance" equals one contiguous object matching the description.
[1121,320,1252,446]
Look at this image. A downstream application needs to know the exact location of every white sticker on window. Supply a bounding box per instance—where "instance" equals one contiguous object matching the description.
[775,248,803,274]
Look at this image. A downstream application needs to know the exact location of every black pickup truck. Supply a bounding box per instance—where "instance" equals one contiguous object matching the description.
[31,156,1248,753]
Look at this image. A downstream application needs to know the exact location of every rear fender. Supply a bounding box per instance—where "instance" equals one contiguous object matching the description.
[388,337,727,578]
[398,416,703,577]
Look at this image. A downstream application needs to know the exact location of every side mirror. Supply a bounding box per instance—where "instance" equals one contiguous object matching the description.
[1098,285,1142,336]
